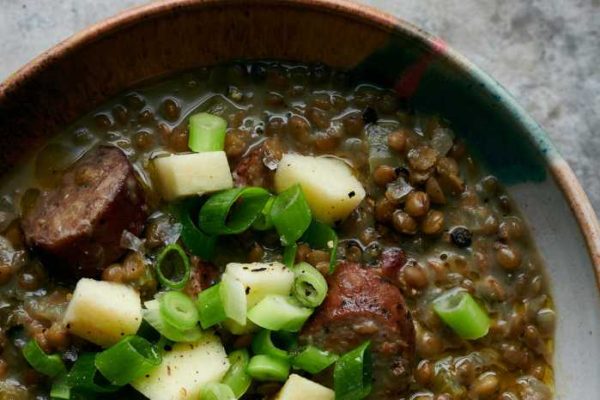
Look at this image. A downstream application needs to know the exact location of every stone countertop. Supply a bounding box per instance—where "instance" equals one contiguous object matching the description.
[1,0,598,214]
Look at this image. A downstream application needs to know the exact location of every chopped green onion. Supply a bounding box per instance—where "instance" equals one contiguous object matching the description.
[292,345,338,374]
[247,355,290,382]
[50,376,71,399]
[66,353,118,393]
[169,198,217,260]
[155,243,191,290]
[270,184,312,245]
[283,243,298,268]
[301,220,339,273]
[220,272,247,325]
[199,382,236,400]
[432,288,490,340]
[291,262,328,308]
[222,349,252,398]
[22,340,66,378]
[159,291,199,331]
[199,187,271,235]
[247,295,313,332]
[95,336,161,386]
[251,330,290,361]
[188,112,227,152]
[196,283,227,329]
[142,299,203,342]
[334,341,372,400]
[252,196,275,231]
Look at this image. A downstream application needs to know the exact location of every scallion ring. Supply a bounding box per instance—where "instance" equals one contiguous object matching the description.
[22,340,66,378]
[247,354,290,382]
[198,382,236,400]
[432,288,490,340]
[222,349,252,398]
[196,283,227,329]
[251,330,290,361]
[159,291,199,331]
[283,243,298,268]
[155,243,191,290]
[334,341,372,400]
[66,353,119,393]
[270,184,312,245]
[292,345,338,374]
[188,112,228,153]
[291,262,328,308]
[199,187,271,235]
[252,196,275,231]
[247,295,313,332]
[95,335,161,386]
[169,198,217,260]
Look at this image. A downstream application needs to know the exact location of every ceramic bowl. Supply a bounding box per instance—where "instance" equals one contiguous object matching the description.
[0,1,598,397]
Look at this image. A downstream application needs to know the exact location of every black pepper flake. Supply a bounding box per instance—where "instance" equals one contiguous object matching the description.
[251,267,267,272]
[348,191,356,198]
[362,106,378,124]
[164,344,172,352]
[450,226,472,248]
[245,287,251,295]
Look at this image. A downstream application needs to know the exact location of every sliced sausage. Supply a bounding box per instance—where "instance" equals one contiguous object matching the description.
[22,146,147,278]
[184,256,220,298]
[300,261,415,398]
[233,138,283,188]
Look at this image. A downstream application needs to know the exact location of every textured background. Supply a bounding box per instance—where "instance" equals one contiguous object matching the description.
[1,0,598,213]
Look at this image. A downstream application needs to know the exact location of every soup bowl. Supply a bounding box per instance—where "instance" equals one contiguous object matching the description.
[0,0,598,398]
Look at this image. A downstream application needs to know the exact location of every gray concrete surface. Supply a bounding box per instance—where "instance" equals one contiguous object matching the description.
[1,0,598,213]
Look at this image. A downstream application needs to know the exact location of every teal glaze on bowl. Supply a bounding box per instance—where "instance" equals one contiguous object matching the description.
[0,1,598,398]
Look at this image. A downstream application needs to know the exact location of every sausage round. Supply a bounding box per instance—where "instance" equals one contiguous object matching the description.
[22,146,147,278]
[300,261,415,398]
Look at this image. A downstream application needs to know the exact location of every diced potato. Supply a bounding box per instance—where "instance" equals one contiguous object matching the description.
[153,151,233,200]
[131,333,229,400]
[221,262,294,334]
[274,154,366,224]
[63,279,142,347]
[275,374,335,400]
[224,262,294,309]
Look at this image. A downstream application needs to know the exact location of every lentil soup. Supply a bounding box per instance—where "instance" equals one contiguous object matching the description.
[0,62,554,399]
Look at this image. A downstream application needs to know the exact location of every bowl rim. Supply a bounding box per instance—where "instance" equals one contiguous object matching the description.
[1,0,599,286]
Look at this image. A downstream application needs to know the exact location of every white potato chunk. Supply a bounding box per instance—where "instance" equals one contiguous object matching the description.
[221,262,294,333]
[153,151,233,200]
[224,262,294,309]
[275,374,335,400]
[131,333,229,400]
[274,154,366,224]
[63,279,142,347]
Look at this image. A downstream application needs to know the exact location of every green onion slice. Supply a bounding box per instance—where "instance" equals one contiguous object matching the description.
[199,382,236,400]
[66,353,119,393]
[252,196,275,231]
[22,340,66,378]
[247,295,313,332]
[292,345,338,374]
[432,288,490,340]
[251,330,290,361]
[159,291,199,331]
[95,335,161,386]
[199,187,271,235]
[334,341,372,400]
[220,272,248,325]
[301,220,339,273]
[142,299,203,343]
[283,243,298,268]
[169,198,217,260]
[291,262,328,308]
[247,354,290,382]
[188,112,227,153]
[270,184,312,245]
[155,243,191,290]
[222,349,252,398]
[196,283,227,329]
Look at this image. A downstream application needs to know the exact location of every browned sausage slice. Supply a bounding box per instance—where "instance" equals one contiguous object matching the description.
[300,261,415,399]
[22,146,147,278]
